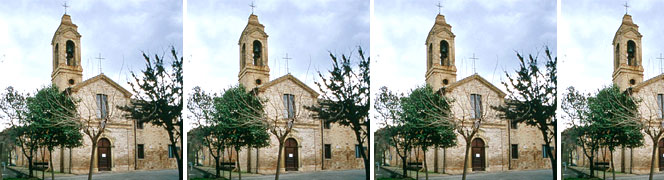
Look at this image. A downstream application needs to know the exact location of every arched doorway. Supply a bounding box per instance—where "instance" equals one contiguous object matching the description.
[98,138,112,171]
[471,138,485,171]
[284,138,298,171]
[659,139,664,171]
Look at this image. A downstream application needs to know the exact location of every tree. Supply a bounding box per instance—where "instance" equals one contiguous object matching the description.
[373,87,412,178]
[401,85,456,180]
[307,47,370,180]
[0,87,38,177]
[630,87,664,180]
[494,47,557,177]
[188,87,227,178]
[588,86,642,180]
[27,86,83,180]
[121,47,184,179]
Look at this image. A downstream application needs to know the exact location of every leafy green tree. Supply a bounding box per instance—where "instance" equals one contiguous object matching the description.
[0,87,38,177]
[494,47,557,176]
[121,47,184,179]
[188,87,227,178]
[373,87,410,178]
[589,86,642,180]
[308,47,370,179]
[401,85,456,180]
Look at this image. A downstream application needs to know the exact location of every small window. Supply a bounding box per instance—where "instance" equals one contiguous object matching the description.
[511,144,518,159]
[470,94,482,119]
[323,120,331,129]
[324,144,331,159]
[657,94,663,119]
[510,120,518,129]
[355,145,365,158]
[542,145,549,158]
[168,144,178,158]
[283,94,295,119]
[96,94,108,119]
[137,121,143,129]
[137,144,145,159]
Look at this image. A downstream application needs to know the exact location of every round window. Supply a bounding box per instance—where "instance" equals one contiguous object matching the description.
[68,79,75,85]
[629,79,636,85]
[255,79,262,85]
[443,79,449,85]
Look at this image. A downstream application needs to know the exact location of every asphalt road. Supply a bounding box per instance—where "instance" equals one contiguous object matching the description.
[237,169,365,180]
[46,169,179,180]
[425,169,553,180]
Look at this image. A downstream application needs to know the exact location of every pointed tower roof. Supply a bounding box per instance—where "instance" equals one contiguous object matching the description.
[239,14,268,44]
[613,14,641,43]
[425,14,455,44]
[52,14,81,45]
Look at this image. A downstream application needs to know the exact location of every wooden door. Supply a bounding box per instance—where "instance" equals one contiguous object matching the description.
[98,138,111,171]
[657,139,664,171]
[284,138,298,171]
[471,138,485,171]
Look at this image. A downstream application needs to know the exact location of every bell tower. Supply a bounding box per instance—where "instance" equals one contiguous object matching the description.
[612,14,643,91]
[238,14,270,90]
[51,14,83,91]
[425,14,456,91]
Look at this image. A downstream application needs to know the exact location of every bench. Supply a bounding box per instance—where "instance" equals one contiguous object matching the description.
[33,162,48,171]
[220,162,236,171]
[593,162,610,171]
[407,162,423,171]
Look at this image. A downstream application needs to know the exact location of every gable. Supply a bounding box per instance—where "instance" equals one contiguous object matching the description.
[257,74,319,98]
[70,74,132,98]
[445,74,506,98]
[633,73,664,93]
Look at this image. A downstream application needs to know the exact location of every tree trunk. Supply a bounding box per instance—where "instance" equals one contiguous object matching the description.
[41,147,44,180]
[221,148,225,178]
[247,145,252,173]
[60,145,65,173]
[621,146,625,173]
[275,142,284,180]
[50,149,54,180]
[27,155,33,177]
[589,153,594,177]
[423,148,428,180]
[401,156,407,179]
[166,130,183,180]
[462,141,471,180]
[651,138,657,180]
[434,146,438,173]
[214,148,220,178]
[443,147,446,174]
[88,142,97,180]
[69,147,72,174]
[236,148,242,180]
[610,149,615,180]
[228,149,232,180]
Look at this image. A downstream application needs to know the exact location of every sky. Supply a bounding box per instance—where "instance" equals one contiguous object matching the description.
[0,0,183,93]
[372,0,557,131]
[184,0,370,131]
[559,0,664,129]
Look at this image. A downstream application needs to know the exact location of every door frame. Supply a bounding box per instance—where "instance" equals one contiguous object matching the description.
[471,138,486,171]
[659,138,664,171]
[97,138,112,171]
[284,138,298,171]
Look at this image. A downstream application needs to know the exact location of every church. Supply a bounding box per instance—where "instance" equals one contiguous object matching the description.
[12,12,179,174]
[194,13,365,174]
[386,12,551,174]
[573,12,664,174]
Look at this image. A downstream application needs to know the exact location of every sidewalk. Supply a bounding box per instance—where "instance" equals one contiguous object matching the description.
[381,166,449,179]
[192,165,262,178]
[7,165,76,178]
[568,166,637,178]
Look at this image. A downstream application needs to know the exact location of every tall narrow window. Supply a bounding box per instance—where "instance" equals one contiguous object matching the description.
[510,120,518,129]
[66,40,75,66]
[428,43,433,68]
[542,145,549,158]
[615,43,620,68]
[324,144,332,159]
[241,44,246,69]
[470,94,482,119]
[657,94,663,119]
[137,144,145,159]
[253,40,262,66]
[440,40,449,66]
[283,94,295,119]
[137,121,144,129]
[96,94,108,119]
[627,40,636,66]
[511,144,518,159]
[54,44,59,67]
[323,120,331,129]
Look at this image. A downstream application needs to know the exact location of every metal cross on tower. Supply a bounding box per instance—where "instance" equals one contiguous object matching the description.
[657,53,664,74]
[250,1,256,15]
[283,53,292,74]
[469,53,479,74]
[95,53,105,74]
[623,1,630,14]
[436,1,443,15]
[62,1,70,14]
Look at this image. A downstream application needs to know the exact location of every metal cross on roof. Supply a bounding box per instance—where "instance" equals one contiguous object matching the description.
[250,1,256,15]
[95,53,105,73]
[283,53,292,74]
[62,1,70,14]
[657,53,664,74]
[623,1,630,14]
[436,1,443,15]
[469,53,479,74]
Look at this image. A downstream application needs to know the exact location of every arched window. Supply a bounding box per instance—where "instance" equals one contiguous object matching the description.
[253,40,262,66]
[54,44,59,67]
[440,40,449,66]
[66,40,75,66]
[241,43,246,69]
[615,43,619,68]
[627,40,636,66]
[428,43,433,68]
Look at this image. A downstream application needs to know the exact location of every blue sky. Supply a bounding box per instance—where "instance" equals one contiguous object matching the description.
[0,0,183,92]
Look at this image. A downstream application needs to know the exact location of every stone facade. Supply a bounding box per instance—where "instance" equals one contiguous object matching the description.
[385,13,551,174]
[12,13,178,175]
[191,14,365,174]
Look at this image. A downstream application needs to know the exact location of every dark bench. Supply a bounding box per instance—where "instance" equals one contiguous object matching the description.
[33,162,48,171]
[593,162,609,171]
[220,162,236,171]
[407,162,423,171]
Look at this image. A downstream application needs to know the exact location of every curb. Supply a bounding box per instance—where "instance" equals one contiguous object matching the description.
[6,166,29,178]
[191,166,214,178]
